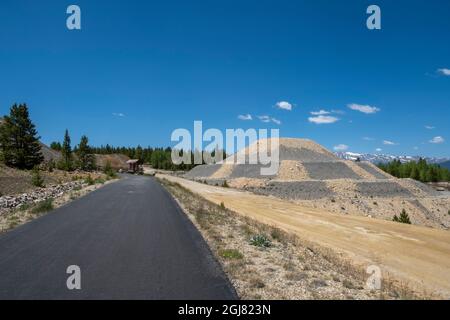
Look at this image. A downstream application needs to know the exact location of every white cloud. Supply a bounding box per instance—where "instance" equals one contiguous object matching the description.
[310,110,330,115]
[112,112,125,117]
[383,140,398,146]
[308,115,339,124]
[258,115,271,123]
[333,144,349,151]
[375,148,382,152]
[425,125,435,130]
[271,117,281,125]
[429,136,445,144]
[275,101,293,111]
[347,103,380,114]
[238,114,252,121]
[258,115,281,125]
[437,68,450,76]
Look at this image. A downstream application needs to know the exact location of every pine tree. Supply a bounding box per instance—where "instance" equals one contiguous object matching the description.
[76,135,96,171]
[60,129,73,171]
[393,209,411,224]
[0,104,44,169]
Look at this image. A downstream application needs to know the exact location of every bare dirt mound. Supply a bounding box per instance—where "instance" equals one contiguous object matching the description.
[95,154,130,170]
[184,138,450,228]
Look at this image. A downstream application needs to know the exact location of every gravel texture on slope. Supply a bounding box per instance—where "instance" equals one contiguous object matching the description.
[356,162,390,180]
[184,164,222,179]
[303,162,362,180]
[355,181,412,198]
[248,181,335,200]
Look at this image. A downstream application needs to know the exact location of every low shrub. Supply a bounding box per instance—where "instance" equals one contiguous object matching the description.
[85,175,94,185]
[249,234,272,248]
[31,167,45,188]
[31,198,54,214]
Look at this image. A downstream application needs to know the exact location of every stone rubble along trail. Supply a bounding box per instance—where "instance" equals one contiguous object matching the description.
[0,181,86,214]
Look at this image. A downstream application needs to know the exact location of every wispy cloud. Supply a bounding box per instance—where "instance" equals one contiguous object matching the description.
[383,140,398,146]
[308,115,339,124]
[271,117,281,125]
[333,144,349,151]
[258,115,281,125]
[310,110,330,115]
[363,137,375,141]
[425,125,435,130]
[258,115,271,123]
[112,112,125,117]
[238,114,252,121]
[347,103,380,114]
[429,136,445,144]
[275,101,293,111]
[437,68,450,76]
[375,148,382,152]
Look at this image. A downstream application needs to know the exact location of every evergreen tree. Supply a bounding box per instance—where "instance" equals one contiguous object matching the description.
[76,135,96,171]
[60,129,73,171]
[31,166,45,187]
[393,209,411,224]
[0,104,43,169]
[50,142,62,151]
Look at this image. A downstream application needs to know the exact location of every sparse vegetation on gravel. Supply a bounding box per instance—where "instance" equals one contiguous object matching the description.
[159,177,421,300]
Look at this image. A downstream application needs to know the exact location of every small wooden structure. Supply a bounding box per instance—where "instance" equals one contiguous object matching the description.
[126,159,140,173]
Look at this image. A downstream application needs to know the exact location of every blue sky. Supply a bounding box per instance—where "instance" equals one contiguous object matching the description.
[0,0,449,156]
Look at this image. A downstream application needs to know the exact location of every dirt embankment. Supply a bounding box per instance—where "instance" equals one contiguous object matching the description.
[159,174,450,299]
[160,177,413,300]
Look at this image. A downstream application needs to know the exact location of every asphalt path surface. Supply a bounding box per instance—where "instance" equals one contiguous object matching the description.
[0,175,237,300]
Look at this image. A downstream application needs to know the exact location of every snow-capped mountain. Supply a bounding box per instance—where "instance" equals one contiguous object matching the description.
[335,152,450,165]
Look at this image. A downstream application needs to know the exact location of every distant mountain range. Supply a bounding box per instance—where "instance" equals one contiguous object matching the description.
[335,152,450,166]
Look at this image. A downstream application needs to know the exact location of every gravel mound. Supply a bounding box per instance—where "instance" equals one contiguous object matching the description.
[399,179,441,196]
[355,181,412,198]
[303,162,362,180]
[279,145,338,162]
[229,164,277,179]
[248,181,334,200]
[184,164,222,179]
[356,162,389,179]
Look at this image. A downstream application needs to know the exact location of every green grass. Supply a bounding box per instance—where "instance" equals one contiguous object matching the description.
[85,175,95,185]
[219,249,244,260]
[31,199,54,214]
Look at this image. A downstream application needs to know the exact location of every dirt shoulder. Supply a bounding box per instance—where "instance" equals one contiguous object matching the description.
[158,174,450,299]
[159,176,426,300]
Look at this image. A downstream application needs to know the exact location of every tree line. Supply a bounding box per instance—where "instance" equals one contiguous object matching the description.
[377,159,450,183]
[52,143,226,171]
[0,104,96,171]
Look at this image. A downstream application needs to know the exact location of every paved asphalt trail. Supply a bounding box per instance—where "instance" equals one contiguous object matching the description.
[0,175,237,300]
